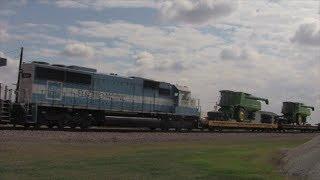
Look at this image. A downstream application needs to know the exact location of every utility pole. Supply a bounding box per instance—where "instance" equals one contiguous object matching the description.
[15,47,23,103]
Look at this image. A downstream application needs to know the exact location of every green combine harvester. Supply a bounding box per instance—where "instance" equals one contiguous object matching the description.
[280,102,314,125]
[208,90,269,122]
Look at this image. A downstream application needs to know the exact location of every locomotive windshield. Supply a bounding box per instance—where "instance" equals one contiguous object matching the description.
[178,90,196,108]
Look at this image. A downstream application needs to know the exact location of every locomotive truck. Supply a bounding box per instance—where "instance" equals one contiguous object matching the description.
[0,61,200,130]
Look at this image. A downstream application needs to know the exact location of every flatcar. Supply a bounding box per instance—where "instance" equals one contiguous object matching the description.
[1,61,200,130]
[204,90,318,132]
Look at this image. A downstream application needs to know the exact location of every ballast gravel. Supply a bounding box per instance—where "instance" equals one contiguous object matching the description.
[0,129,315,144]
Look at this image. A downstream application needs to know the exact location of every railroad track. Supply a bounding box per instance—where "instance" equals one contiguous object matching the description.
[1,125,318,134]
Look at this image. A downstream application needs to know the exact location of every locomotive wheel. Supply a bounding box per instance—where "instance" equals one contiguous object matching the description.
[161,127,169,132]
[80,113,92,130]
[66,113,77,129]
[24,124,30,128]
[160,117,170,132]
[47,123,54,129]
[69,122,77,129]
[236,108,246,122]
[34,123,41,129]
[57,120,64,130]
[149,127,156,131]
[71,113,82,129]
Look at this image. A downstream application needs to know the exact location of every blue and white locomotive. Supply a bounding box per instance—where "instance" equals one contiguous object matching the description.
[15,61,200,130]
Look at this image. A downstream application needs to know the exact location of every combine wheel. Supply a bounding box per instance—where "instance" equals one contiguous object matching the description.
[80,113,92,130]
[296,114,302,125]
[236,108,246,122]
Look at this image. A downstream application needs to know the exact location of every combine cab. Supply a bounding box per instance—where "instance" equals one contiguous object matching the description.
[208,90,269,122]
[280,102,314,125]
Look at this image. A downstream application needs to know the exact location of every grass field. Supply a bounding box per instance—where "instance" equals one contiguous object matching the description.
[0,136,309,180]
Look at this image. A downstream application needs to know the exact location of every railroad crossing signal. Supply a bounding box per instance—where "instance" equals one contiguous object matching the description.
[0,57,7,67]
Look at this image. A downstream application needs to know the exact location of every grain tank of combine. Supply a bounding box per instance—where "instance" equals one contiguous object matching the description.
[215,90,269,122]
[281,102,314,125]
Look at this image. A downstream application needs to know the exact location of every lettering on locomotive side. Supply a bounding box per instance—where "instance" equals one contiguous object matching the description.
[71,88,131,101]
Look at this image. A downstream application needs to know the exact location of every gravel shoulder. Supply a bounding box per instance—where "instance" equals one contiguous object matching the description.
[0,129,316,144]
[281,135,320,180]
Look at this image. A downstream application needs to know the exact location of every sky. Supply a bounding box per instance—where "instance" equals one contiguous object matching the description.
[0,0,319,123]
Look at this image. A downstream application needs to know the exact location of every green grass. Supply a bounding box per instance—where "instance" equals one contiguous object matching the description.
[0,138,309,180]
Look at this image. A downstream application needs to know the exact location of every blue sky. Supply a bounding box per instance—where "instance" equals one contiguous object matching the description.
[0,0,319,123]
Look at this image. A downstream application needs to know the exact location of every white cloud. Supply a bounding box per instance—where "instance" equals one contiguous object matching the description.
[135,51,154,68]
[0,9,16,16]
[1,0,27,7]
[128,51,190,77]
[291,22,320,46]
[0,28,10,42]
[61,43,94,58]
[44,0,157,10]
[220,47,261,61]
[22,23,60,31]
[68,21,224,51]
[159,0,237,24]
[0,52,19,88]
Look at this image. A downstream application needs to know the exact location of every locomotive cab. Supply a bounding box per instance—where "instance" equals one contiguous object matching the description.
[174,85,200,117]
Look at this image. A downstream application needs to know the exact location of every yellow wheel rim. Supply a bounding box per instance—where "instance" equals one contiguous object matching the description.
[239,111,245,122]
